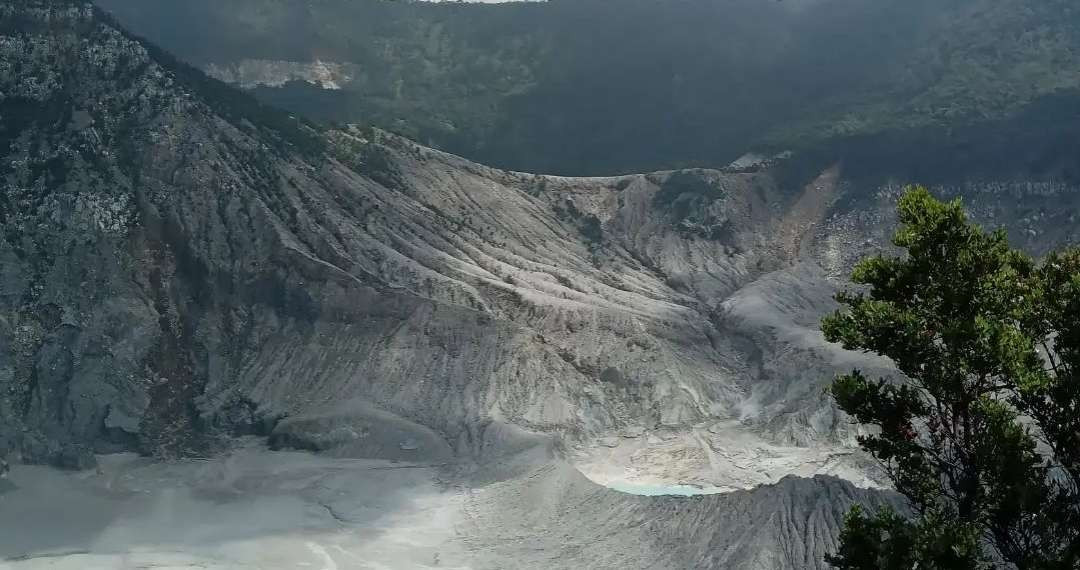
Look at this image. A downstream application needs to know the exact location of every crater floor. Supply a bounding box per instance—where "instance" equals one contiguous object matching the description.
[0,438,885,570]
[0,442,468,569]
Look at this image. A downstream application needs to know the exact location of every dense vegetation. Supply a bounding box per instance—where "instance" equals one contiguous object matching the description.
[96,0,1080,176]
[824,188,1080,569]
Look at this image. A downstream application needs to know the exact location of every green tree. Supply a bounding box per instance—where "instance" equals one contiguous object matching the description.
[822,187,1080,569]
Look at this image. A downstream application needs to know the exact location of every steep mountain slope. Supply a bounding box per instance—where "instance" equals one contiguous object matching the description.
[2,1,872,473]
[7,0,1080,479]
[96,0,1080,175]
[0,5,886,559]
[4,3,1080,568]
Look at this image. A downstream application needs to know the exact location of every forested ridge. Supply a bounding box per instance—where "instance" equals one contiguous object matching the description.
[97,0,1080,174]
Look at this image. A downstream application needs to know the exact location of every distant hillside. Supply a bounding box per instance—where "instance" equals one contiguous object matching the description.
[96,0,1080,175]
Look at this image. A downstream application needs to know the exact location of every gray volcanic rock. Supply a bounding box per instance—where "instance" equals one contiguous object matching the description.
[1,2,804,469]
[5,2,1080,475]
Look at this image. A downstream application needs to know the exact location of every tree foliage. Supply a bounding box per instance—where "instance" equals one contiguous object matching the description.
[823,187,1080,569]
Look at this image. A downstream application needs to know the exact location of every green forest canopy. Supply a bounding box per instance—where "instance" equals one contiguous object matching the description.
[97,0,1080,176]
